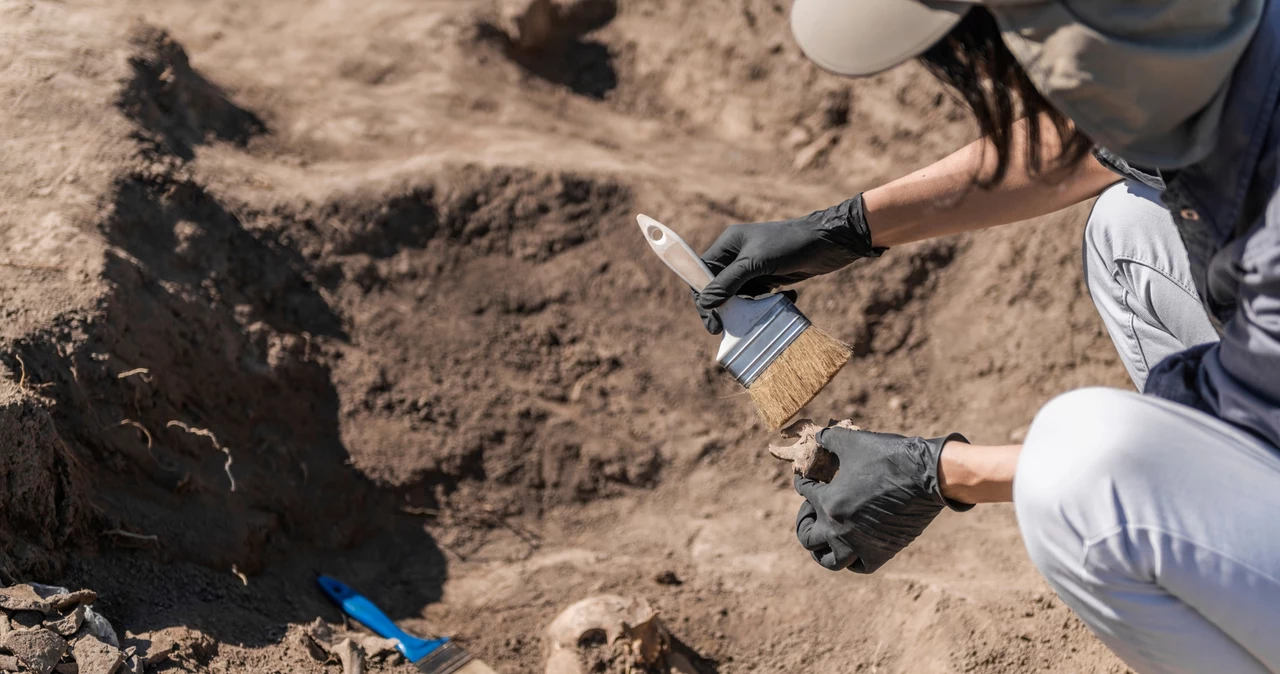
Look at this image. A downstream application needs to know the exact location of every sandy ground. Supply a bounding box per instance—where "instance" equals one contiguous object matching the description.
[0,0,1135,672]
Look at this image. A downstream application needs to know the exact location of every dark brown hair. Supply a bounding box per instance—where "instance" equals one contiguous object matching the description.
[919,7,1093,187]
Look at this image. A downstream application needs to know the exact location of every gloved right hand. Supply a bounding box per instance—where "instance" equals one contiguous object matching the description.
[692,194,883,334]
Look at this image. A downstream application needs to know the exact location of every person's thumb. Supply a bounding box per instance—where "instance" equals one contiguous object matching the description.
[696,258,758,310]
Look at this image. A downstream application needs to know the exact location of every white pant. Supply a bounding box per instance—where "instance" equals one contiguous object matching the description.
[1015,182,1280,673]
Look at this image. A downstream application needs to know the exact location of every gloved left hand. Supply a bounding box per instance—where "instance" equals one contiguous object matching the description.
[794,426,972,573]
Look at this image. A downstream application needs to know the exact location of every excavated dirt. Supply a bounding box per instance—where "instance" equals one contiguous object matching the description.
[0,0,1134,672]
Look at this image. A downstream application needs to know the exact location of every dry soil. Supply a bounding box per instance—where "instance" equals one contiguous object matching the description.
[0,0,1133,672]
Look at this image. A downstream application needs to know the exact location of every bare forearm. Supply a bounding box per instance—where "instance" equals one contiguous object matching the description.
[938,441,1020,504]
[864,115,1121,248]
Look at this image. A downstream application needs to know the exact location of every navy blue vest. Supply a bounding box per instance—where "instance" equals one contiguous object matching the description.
[1163,0,1280,329]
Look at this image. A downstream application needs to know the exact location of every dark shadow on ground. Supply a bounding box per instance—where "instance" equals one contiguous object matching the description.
[0,170,446,654]
[476,23,618,99]
[117,22,268,160]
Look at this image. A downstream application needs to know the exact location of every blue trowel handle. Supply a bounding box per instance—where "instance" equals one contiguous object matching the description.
[316,575,448,662]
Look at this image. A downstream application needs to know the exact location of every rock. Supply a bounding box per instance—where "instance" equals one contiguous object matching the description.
[142,643,176,668]
[121,656,143,674]
[653,571,682,586]
[0,585,52,613]
[134,626,212,664]
[768,418,859,482]
[44,605,86,637]
[0,654,19,672]
[4,628,70,674]
[46,591,96,612]
[71,634,123,674]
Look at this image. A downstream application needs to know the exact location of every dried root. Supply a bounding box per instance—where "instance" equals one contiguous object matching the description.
[166,421,236,492]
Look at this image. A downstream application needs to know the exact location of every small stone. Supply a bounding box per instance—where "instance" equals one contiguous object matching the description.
[4,628,70,674]
[783,126,813,150]
[886,396,904,411]
[0,654,19,671]
[44,606,85,637]
[71,634,123,674]
[0,585,52,613]
[653,571,682,586]
[792,132,838,171]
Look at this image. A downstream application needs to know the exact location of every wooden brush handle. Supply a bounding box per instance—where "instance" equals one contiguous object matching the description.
[638,214,715,292]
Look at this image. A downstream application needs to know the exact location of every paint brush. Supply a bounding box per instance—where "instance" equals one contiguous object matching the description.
[317,576,497,674]
[639,214,851,430]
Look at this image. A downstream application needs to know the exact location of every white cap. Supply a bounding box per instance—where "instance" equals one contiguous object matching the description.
[790,0,971,76]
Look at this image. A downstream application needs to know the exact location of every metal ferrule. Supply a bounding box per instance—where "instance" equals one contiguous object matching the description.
[415,641,474,674]
[718,298,810,387]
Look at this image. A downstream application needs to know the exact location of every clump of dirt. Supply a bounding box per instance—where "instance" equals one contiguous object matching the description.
[0,383,92,580]
[498,0,617,51]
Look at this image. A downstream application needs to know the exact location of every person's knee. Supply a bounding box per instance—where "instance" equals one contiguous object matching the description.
[1015,388,1157,577]
[1084,183,1142,272]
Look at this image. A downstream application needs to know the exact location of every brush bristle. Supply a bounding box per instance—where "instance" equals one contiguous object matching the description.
[747,326,851,430]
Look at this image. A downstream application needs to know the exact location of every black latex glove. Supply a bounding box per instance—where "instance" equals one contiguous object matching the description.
[794,426,972,573]
[692,194,883,334]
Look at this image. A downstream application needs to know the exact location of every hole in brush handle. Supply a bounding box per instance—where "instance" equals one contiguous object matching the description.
[637,214,714,291]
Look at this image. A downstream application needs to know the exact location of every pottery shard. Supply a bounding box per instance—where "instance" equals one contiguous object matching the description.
[0,585,53,613]
[71,634,123,674]
[44,606,86,637]
[4,628,69,674]
[768,419,859,482]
